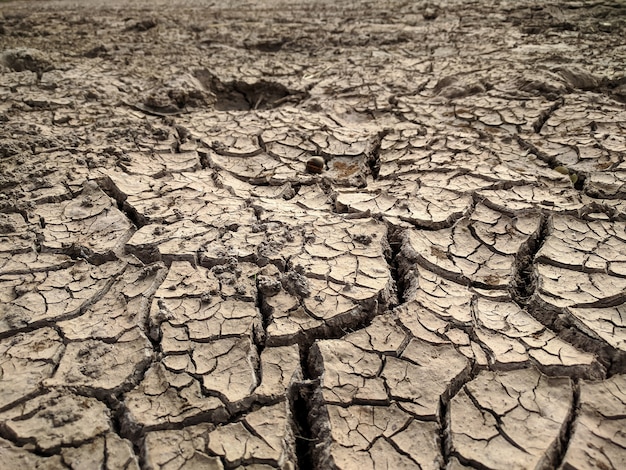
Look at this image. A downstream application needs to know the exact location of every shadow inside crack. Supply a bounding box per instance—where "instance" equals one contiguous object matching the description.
[194,68,307,111]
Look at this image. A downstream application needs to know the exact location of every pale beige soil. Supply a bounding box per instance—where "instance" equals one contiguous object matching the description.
[1,0,626,469]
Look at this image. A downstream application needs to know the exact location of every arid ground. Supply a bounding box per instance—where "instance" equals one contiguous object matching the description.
[1,0,626,469]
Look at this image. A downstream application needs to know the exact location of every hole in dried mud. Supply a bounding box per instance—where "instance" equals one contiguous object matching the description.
[245,38,288,53]
[193,69,307,111]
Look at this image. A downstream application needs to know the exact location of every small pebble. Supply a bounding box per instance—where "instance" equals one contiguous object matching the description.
[306,156,325,174]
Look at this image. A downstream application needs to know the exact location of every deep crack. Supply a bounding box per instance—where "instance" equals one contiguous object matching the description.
[553,379,580,469]
[512,214,547,306]
[292,346,316,470]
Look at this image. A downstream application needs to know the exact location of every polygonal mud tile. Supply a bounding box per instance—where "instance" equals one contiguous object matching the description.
[143,402,297,469]
[585,171,626,199]
[566,305,626,357]
[254,344,302,402]
[207,402,297,468]
[310,314,471,418]
[153,297,262,343]
[397,262,603,377]
[45,328,152,392]
[310,340,387,406]
[0,327,64,410]
[379,338,471,419]
[191,336,260,405]
[254,211,394,346]
[58,260,166,341]
[399,219,535,289]
[0,391,111,452]
[150,259,263,344]
[536,215,626,277]
[447,368,573,469]
[152,334,260,409]
[0,150,91,205]
[335,178,473,229]
[120,170,252,227]
[32,181,134,262]
[0,260,124,335]
[124,362,229,430]
[451,93,555,134]
[188,108,375,186]
[534,265,626,310]
[472,298,604,378]
[524,95,626,175]
[126,220,220,265]
[0,437,65,469]
[0,212,37,255]
[0,251,74,276]
[60,433,140,470]
[308,315,466,469]
[561,374,626,470]
[312,404,434,470]
[143,423,222,470]
[531,255,626,365]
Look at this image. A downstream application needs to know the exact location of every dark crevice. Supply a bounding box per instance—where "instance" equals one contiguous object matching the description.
[515,135,586,191]
[108,399,140,462]
[252,279,267,388]
[292,346,316,470]
[198,148,212,170]
[440,364,481,469]
[45,243,117,266]
[367,129,390,180]
[95,176,146,228]
[511,214,548,306]
[136,435,150,470]
[120,407,229,443]
[531,300,626,376]
[381,436,422,466]
[532,97,564,133]
[0,390,48,415]
[440,396,451,469]
[552,379,580,469]
[304,346,334,470]
[449,453,494,470]
[388,227,408,304]
[264,300,383,351]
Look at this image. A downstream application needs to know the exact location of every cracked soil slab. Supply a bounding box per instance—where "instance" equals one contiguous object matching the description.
[1,0,625,469]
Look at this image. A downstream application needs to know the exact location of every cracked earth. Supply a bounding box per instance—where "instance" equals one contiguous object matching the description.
[1,0,626,468]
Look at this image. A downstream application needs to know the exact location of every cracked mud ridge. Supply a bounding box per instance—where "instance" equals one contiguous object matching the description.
[1,0,626,468]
